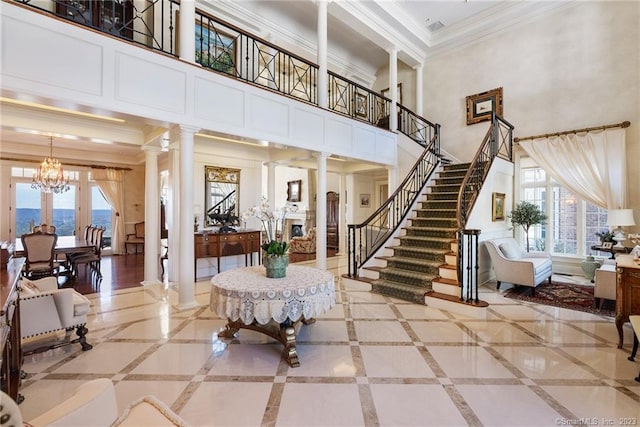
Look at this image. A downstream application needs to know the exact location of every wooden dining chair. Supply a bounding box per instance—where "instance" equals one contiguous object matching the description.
[21,231,59,279]
[71,227,105,281]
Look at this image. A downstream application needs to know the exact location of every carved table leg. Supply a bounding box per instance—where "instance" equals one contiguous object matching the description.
[616,315,625,349]
[302,318,316,325]
[630,333,639,362]
[218,319,241,339]
[279,322,299,368]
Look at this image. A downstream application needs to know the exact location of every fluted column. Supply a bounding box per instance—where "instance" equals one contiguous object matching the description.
[142,145,162,285]
[167,129,180,284]
[314,152,330,270]
[414,64,423,116]
[338,173,347,255]
[388,47,398,131]
[178,0,196,63]
[178,125,200,310]
[317,0,328,108]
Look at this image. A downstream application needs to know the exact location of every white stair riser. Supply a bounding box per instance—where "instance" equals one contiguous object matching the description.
[432,281,460,297]
[439,268,457,280]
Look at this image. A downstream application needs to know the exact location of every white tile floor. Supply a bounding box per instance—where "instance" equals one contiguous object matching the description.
[17,255,640,426]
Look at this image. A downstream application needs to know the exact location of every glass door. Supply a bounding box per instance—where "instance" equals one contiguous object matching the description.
[14,182,42,237]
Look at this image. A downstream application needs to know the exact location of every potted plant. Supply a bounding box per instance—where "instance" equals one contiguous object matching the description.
[595,230,615,244]
[242,198,298,278]
[509,201,547,252]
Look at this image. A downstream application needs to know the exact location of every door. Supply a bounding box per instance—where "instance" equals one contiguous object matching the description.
[327,191,339,250]
[13,181,78,238]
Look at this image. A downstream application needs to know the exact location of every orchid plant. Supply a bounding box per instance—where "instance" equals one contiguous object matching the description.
[242,198,298,256]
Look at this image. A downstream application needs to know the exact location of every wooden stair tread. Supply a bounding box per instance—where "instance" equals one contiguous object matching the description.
[439,264,457,271]
[432,277,459,286]
[376,256,443,267]
[426,291,489,307]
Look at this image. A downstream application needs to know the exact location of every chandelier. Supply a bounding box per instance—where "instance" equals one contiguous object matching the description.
[31,136,70,194]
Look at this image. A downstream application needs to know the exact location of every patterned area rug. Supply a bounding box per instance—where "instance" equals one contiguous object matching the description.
[504,281,615,317]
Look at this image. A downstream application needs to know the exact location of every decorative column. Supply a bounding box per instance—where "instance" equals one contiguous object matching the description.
[387,166,398,200]
[142,144,162,285]
[338,173,347,255]
[388,47,398,131]
[178,0,196,63]
[167,129,180,284]
[414,64,423,116]
[314,152,330,270]
[266,161,276,202]
[317,0,328,109]
[178,125,200,310]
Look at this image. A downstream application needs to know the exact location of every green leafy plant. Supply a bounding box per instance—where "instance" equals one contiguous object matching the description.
[242,198,298,256]
[595,230,615,243]
[509,201,547,252]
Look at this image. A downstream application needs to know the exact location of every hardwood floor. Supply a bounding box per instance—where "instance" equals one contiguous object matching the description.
[63,250,338,295]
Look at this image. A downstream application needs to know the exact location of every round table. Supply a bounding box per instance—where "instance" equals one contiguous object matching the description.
[210,265,335,367]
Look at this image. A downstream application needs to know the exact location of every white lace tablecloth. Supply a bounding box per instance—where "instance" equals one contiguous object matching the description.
[210,265,336,325]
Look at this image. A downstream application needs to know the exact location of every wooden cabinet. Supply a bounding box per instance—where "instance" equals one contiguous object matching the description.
[1,257,24,403]
[616,255,640,348]
[194,230,261,279]
[327,191,339,250]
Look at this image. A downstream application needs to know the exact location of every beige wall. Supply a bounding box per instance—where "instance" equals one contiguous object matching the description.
[402,1,638,232]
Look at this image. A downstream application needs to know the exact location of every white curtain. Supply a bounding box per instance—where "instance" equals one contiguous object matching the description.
[519,128,627,209]
[91,169,126,254]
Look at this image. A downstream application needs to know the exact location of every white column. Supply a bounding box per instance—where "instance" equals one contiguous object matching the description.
[338,173,347,255]
[178,125,200,310]
[315,152,329,270]
[167,131,180,284]
[414,64,423,116]
[317,0,328,109]
[388,47,398,131]
[179,0,196,63]
[142,145,162,285]
[266,162,276,202]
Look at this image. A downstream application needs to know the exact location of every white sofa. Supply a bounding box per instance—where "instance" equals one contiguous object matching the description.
[485,237,553,295]
[19,276,92,354]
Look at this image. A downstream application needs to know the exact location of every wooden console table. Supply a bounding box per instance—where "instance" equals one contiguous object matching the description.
[1,257,24,403]
[591,244,632,259]
[194,230,261,279]
[615,254,640,348]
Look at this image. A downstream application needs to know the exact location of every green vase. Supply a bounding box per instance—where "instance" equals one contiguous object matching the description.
[581,255,602,283]
[263,254,289,278]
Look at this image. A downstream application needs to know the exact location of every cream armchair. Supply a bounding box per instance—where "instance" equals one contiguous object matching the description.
[19,276,92,354]
[485,237,553,295]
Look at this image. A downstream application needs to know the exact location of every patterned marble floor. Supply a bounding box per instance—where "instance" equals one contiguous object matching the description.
[18,256,640,426]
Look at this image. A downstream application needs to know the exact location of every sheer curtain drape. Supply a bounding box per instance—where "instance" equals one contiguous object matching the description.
[91,169,126,254]
[519,128,627,210]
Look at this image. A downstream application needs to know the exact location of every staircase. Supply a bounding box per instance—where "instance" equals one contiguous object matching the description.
[366,163,470,304]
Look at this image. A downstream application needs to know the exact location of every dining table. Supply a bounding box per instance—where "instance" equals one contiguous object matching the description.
[13,235,96,258]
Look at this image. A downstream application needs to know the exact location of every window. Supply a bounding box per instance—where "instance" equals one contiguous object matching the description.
[520,166,607,256]
[91,185,112,249]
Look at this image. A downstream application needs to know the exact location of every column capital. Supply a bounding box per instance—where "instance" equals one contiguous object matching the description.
[179,124,201,135]
[141,145,163,154]
[313,151,331,160]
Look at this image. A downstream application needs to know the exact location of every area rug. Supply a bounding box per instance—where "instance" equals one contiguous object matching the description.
[504,281,615,317]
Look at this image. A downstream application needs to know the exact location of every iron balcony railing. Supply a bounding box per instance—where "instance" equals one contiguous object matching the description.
[347,125,441,277]
[456,113,514,302]
[14,0,392,128]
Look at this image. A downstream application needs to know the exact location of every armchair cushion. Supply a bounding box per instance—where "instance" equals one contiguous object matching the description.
[290,227,316,254]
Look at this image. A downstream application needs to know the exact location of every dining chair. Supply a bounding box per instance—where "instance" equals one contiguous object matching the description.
[71,226,105,281]
[21,231,59,279]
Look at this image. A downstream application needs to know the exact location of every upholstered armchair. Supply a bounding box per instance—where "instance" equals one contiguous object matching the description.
[485,237,553,295]
[19,276,92,354]
[125,221,145,254]
[290,227,316,253]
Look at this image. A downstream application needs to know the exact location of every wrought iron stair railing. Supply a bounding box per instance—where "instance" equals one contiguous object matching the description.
[456,113,514,302]
[347,125,441,277]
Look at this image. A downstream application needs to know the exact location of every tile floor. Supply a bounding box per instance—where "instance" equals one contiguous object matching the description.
[18,256,640,426]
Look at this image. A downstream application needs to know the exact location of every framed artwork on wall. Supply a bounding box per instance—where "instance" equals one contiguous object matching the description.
[466,87,503,125]
[360,194,371,208]
[492,192,506,221]
[287,180,302,202]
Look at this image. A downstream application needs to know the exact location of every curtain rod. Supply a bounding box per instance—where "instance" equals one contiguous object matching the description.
[0,156,133,171]
[513,120,630,143]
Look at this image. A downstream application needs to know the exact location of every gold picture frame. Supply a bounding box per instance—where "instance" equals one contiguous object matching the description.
[492,192,506,221]
[601,242,613,249]
[287,180,301,202]
[466,87,503,125]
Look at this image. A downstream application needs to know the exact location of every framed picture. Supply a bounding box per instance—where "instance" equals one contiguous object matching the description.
[355,92,368,118]
[466,87,503,125]
[359,193,371,208]
[601,242,613,249]
[492,192,506,221]
[381,83,403,105]
[177,11,236,75]
[287,180,301,202]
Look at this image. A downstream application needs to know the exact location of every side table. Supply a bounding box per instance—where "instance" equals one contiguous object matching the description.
[210,265,336,367]
[590,244,631,259]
